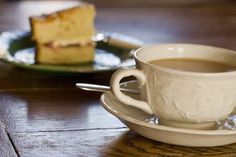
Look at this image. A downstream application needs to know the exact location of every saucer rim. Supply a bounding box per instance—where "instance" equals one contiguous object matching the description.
[100,82,236,136]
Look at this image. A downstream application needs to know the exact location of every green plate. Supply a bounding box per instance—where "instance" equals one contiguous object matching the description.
[0,31,135,73]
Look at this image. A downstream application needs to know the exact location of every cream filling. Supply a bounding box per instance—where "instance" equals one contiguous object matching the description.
[51,38,92,47]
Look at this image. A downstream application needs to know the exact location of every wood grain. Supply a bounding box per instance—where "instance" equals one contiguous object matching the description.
[11,130,236,157]
[0,90,124,133]
[0,126,18,157]
[0,1,235,156]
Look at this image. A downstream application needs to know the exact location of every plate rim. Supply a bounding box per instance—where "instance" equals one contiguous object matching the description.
[0,30,134,74]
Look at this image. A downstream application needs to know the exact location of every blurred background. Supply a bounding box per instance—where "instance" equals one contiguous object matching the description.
[0,0,235,49]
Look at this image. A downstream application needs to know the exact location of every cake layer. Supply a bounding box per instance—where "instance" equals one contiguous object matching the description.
[35,44,95,64]
[30,4,95,45]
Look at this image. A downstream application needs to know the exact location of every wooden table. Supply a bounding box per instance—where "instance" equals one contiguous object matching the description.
[0,1,236,156]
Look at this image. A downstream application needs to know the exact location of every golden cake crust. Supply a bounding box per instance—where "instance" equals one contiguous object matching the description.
[30,4,94,24]
[30,4,96,45]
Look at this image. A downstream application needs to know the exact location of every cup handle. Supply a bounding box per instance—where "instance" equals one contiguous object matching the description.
[110,68,153,114]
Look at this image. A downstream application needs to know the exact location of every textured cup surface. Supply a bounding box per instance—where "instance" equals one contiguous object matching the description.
[111,44,236,129]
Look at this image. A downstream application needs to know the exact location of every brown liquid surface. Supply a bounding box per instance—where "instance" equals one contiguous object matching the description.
[149,58,236,73]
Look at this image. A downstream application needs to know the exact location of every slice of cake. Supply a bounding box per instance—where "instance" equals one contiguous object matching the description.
[35,44,95,64]
[30,4,96,46]
[29,4,96,65]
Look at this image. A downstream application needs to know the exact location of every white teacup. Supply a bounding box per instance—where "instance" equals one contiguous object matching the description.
[110,44,236,129]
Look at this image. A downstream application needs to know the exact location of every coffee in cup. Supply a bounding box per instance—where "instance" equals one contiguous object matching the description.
[110,44,236,129]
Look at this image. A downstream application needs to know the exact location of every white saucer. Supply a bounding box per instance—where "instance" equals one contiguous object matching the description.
[100,81,236,147]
